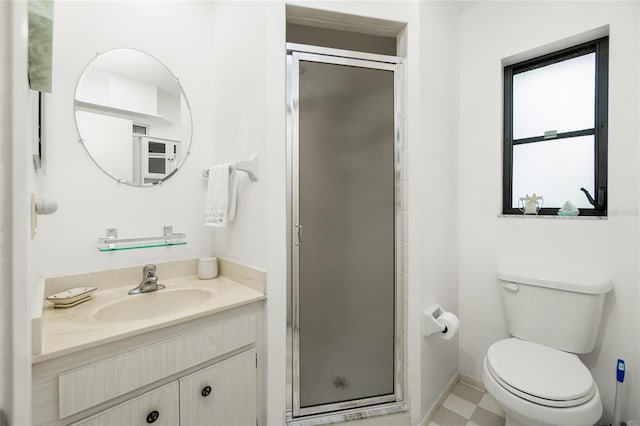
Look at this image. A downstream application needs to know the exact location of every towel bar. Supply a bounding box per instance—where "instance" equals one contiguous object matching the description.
[202,154,258,181]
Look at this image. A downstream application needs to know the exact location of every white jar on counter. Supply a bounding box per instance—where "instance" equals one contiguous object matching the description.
[198,257,218,279]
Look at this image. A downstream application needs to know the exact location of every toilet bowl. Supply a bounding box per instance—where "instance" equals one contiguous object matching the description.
[482,338,601,426]
[483,267,612,426]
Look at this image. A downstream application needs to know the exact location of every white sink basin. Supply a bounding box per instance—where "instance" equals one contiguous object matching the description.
[93,288,213,322]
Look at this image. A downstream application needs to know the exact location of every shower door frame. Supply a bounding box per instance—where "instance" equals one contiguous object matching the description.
[286,43,405,420]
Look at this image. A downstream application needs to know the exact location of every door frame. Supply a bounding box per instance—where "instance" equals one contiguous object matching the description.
[286,43,405,420]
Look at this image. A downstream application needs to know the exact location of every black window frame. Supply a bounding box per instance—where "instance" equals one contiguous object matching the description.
[503,37,609,216]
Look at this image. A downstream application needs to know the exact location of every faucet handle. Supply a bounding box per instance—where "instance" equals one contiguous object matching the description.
[143,264,157,277]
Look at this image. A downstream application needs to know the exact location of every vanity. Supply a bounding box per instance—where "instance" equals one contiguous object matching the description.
[30,38,267,425]
[32,258,265,426]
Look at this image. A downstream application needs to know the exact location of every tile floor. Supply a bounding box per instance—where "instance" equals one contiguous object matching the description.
[429,381,506,426]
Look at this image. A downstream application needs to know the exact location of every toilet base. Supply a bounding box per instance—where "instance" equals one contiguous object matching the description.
[504,414,529,426]
[505,414,540,426]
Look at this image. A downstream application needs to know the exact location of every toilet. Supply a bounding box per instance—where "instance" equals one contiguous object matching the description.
[482,267,612,426]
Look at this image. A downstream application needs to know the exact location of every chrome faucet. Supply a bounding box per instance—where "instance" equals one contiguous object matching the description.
[128,264,166,295]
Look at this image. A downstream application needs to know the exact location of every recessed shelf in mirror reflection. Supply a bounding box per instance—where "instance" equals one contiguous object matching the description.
[75,100,171,126]
[74,48,193,187]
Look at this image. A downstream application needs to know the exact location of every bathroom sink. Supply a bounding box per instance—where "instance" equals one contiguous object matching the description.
[93,288,213,322]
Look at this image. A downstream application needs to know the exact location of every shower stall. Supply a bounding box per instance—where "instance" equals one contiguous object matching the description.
[286,43,404,420]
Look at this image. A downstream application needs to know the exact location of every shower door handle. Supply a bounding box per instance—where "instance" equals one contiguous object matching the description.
[295,224,303,246]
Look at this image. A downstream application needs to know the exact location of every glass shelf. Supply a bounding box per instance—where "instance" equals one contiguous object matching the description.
[98,227,186,252]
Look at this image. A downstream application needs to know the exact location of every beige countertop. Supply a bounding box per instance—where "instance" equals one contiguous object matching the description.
[33,258,266,364]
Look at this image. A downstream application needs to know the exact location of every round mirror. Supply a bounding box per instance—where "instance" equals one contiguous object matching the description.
[74,49,192,186]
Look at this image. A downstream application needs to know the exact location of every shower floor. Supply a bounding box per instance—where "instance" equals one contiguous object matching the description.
[429,381,505,426]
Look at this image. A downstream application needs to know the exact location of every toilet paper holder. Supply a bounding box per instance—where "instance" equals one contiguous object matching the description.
[424,304,449,336]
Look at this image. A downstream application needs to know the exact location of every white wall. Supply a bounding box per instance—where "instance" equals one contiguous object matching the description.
[264,3,288,424]
[205,1,271,269]
[6,2,39,424]
[458,2,640,423]
[0,2,10,422]
[42,1,226,277]
[418,0,461,419]
[198,5,285,424]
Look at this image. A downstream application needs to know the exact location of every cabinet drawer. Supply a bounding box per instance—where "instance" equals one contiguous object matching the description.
[71,381,179,426]
[180,349,256,426]
[59,314,256,418]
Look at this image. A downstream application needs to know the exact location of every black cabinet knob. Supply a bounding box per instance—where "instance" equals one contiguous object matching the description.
[146,410,160,424]
[201,385,212,397]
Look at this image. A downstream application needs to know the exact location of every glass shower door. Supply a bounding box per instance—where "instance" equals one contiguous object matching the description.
[291,52,399,417]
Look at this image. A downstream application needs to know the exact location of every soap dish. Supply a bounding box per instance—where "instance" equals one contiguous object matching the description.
[51,295,92,309]
[47,287,97,307]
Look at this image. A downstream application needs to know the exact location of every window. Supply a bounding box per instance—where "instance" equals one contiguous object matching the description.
[503,37,608,216]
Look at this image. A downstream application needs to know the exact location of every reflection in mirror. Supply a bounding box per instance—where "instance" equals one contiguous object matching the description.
[74,49,192,186]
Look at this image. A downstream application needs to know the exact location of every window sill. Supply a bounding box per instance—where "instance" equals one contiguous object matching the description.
[498,214,607,220]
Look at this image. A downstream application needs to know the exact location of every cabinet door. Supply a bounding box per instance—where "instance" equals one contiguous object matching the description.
[71,382,179,426]
[180,350,256,426]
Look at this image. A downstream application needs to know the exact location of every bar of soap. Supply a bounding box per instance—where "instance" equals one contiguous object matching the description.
[47,287,97,305]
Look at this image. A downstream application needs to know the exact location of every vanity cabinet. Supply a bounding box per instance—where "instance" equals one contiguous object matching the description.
[179,349,256,426]
[71,382,179,426]
[33,303,264,426]
[71,350,256,426]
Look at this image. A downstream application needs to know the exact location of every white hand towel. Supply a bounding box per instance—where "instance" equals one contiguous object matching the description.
[204,164,238,227]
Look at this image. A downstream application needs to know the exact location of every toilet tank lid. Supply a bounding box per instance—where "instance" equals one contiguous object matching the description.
[497,266,613,294]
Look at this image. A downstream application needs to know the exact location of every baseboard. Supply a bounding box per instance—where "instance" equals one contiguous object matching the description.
[420,372,460,426]
[458,373,485,391]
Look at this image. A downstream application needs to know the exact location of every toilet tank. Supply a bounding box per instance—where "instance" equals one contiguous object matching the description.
[497,267,612,354]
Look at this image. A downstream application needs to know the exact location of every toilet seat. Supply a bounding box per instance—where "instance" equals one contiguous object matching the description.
[486,338,595,408]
